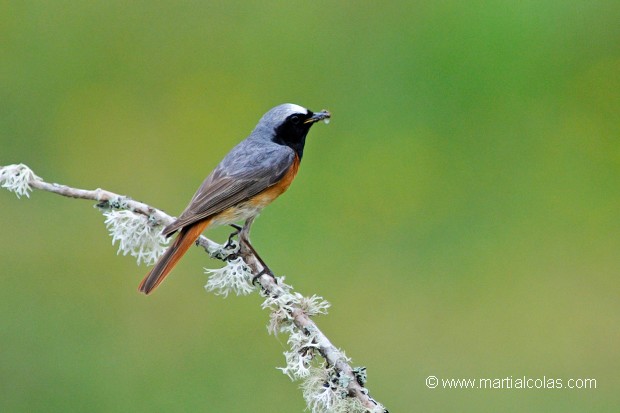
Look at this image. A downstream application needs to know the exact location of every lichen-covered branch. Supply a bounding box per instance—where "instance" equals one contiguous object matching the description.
[1,164,387,413]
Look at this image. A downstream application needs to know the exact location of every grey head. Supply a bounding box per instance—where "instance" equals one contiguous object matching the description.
[251,103,331,159]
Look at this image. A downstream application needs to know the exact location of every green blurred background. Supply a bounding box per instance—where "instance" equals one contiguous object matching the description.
[1,1,619,412]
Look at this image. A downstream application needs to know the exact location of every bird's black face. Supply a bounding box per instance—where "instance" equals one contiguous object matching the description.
[272,111,315,159]
[273,109,330,159]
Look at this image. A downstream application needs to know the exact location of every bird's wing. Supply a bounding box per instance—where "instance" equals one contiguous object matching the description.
[162,143,295,236]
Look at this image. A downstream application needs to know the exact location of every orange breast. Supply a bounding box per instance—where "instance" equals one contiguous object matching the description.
[211,155,300,226]
[249,154,300,207]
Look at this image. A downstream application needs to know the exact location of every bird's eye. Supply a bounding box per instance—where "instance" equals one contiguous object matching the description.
[290,115,300,124]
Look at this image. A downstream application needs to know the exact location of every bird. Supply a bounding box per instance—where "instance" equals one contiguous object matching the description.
[138,103,331,294]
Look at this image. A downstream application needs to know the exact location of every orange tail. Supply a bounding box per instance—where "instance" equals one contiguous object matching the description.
[139,219,211,295]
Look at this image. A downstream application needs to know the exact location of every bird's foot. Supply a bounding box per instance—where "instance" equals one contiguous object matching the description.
[252,268,274,285]
[224,224,243,249]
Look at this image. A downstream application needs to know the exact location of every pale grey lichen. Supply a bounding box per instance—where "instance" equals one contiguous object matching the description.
[301,366,369,413]
[260,285,381,412]
[0,164,41,198]
[352,366,367,386]
[302,368,339,413]
[98,196,131,211]
[201,247,381,412]
[277,321,321,380]
[261,284,330,336]
[280,347,315,380]
[298,294,331,317]
[103,209,168,265]
[259,282,345,409]
[204,257,255,297]
[203,238,239,261]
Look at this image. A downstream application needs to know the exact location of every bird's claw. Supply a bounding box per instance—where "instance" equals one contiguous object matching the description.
[224,224,242,249]
[252,268,272,285]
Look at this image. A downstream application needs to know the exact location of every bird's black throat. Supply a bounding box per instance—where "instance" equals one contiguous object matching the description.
[272,111,316,159]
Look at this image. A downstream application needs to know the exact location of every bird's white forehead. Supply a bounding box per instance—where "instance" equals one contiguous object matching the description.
[282,103,308,115]
[258,103,310,127]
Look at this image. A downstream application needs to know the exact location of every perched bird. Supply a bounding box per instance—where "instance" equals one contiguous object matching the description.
[139,103,331,294]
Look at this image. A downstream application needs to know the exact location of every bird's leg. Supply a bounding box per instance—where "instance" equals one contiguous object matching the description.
[224,224,243,249]
[240,217,275,282]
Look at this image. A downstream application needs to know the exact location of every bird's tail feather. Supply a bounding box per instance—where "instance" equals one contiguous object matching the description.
[138,219,210,295]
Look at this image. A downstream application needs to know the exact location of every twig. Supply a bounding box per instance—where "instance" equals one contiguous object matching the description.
[1,164,386,412]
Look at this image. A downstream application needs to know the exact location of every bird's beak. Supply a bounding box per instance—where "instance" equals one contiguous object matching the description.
[304,110,331,124]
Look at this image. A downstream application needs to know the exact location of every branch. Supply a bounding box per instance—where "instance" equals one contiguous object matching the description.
[1,164,387,413]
